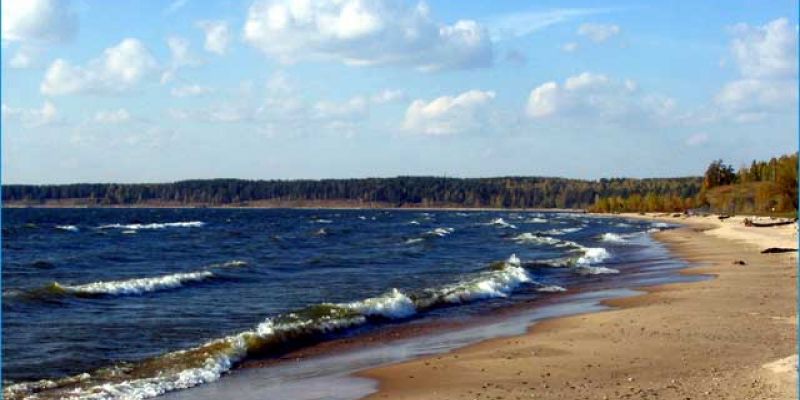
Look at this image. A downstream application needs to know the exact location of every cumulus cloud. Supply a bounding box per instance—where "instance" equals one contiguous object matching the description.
[2,0,77,44]
[2,101,58,127]
[196,20,230,55]
[714,18,798,122]
[526,72,675,126]
[577,23,620,43]
[40,38,159,95]
[403,90,495,135]
[93,109,131,124]
[242,0,492,70]
[171,84,214,97]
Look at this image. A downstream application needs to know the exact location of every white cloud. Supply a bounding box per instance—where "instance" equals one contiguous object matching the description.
[9,46,42,68]
[371,89,405,104]
[714,18,798,122]
[2,0,77,44]
[2,101,58,127]
[313,96,367,119]
[561,42,578,52]
[526,72,675,125]
[161,36,200,83]
[685,132,709,146]
[577,23,620,43]
[196,20,230,55]
[403,90,495,135]
[93,109,131,124]
[242,0,492,70]
[40,38,159,95]
[164,0,190,15]
[485,8,611,40]
[171,84,213,97]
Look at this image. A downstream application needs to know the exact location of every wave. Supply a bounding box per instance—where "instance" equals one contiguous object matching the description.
[97,221,205,230]
[537,227,583,235]
[536,285,567,292]
[599,232,631,243]
[17,261,246,299]
[576,266,620,275]
[404,238,425,245]
[55,225,79,232]
[4,255,545,400]
[487,218,517,229]
[312,219,333,224]
[525,217,548,223]
[424,227,454,237]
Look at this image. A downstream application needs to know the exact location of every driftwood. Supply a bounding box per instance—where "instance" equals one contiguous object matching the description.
[744,218,797,228]
[760,248,797,254]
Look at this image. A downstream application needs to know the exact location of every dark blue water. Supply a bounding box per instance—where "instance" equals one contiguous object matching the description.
[1,208,674,399]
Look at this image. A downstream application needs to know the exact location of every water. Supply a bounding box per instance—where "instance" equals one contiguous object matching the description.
[1,208,681,399]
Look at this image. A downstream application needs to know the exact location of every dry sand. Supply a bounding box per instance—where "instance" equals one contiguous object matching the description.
[359,215,798,399]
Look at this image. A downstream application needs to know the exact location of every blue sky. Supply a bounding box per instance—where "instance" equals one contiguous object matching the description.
[1,0,797,184]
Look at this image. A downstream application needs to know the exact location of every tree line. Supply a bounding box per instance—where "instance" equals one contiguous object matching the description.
[589,153,798,214]
[2,176,703,210]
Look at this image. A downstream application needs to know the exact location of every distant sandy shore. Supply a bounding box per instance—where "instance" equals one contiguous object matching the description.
[359,214,798,399]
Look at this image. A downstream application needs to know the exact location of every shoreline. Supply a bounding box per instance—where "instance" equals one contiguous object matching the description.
[357,215,797,399]
[1,202,585,212]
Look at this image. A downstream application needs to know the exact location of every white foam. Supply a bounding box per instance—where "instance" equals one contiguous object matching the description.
[577,266,620,275]
[55,271,215,296]
[576,247,611,265]
[343,288,417,319]
[55,225,79,232]
[408,220,420,225]
[97,221,205,230]
[539,227,583,235]
[537,285,567,293]
[313,219,333,224]
[600,232,627,243]
[425,227,454,237]
[440,254,530,303]
[405,238,424,245]
[512,233,561,246]
[651,222,671,229]
[487,218,517,229]
[525,217,548,223]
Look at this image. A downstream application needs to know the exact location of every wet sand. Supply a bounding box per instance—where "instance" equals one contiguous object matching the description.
[359,216,798,399]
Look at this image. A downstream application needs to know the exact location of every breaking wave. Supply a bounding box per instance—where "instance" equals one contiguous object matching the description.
[4,255,546,400]
[16,261,246,299]
[487,218,517,229]
[424,227,454,237]
[55,225,79,232]
[97,221,205,230]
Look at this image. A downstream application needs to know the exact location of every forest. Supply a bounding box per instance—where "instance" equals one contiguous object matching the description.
[3,176,702,210]
[590,153,798,214]
[3,153,795,214]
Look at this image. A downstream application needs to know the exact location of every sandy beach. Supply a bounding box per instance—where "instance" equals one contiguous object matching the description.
[359,214,798,399]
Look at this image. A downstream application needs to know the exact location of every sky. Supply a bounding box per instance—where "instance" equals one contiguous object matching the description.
[1,0,798,184]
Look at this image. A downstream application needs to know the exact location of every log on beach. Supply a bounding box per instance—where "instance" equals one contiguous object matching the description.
[760,247,798,254]
[743,218,798,228]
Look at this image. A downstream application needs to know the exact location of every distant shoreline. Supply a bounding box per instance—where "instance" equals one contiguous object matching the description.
[1,200,586,213]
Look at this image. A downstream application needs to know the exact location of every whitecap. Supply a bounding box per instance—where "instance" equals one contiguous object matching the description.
[487,217,517,229]
[536,285,567,293]
[55,225,79,232]
[97,221,205,230]
[54,270,215,296]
